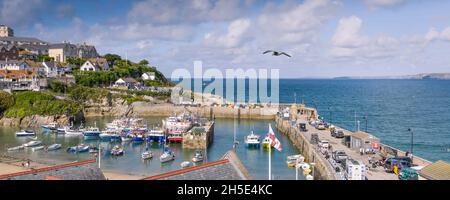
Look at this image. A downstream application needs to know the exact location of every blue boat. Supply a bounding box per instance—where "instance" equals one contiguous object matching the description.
[83,127,101,140]
[132,134,145,143]
[146,128,165,143]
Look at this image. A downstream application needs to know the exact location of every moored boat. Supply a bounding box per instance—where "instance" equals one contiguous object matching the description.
[15,130,36,137]
[7,145,24,151]
[46,144,62,151]
[141,151,153,160]
[23,140,43,147]
[244,131,261,148]
[286,154,305,168]
[262,136,271,149]
[67,144,89,153]
[41,122,58,131]
[160,149,175,163]
[83,127,101,139]
[167,131,183,143]
[191,150,204,163]
[180,161,192,168]
[110,145,124,156]
[32,146,45,151]
[147,128,165,143]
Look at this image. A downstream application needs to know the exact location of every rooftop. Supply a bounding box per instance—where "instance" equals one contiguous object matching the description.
[142,150,252,180]
[419,160,450,180]
[0,36,48,44]
[0,160,106,180]
[352,131,379,140]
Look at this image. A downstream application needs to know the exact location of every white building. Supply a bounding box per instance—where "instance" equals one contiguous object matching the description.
[141,72,156,80]
[0,60,31,70]
[80,58,110,72]
[38,61,63,77]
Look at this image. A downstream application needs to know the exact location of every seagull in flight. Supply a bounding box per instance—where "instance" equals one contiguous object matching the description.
[263,50,291,57]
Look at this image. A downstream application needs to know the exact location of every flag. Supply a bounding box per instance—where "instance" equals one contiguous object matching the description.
[268,124,282,151]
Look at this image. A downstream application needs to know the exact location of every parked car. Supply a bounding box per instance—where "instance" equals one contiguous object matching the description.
[384,157,412,173]
[318,140,330,148]
[335,130,345,138]
[316,123,326,130]
[332,150,348,163]
[398,167,418,180]
[299,123,307,132]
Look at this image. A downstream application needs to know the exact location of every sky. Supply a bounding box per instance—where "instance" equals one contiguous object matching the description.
[2,0,450,78]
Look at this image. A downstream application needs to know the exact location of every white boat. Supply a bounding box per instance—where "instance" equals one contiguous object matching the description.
[110,145,124,156]
[160,149,175,163]
[56,126,69,134]
[47,144,62,151]
[191,150,204,163]
[141,151,153,160]
[15,130,36,137]
[7,145,24,151]
[32,146,45,151]
[180,161,192,168]
[23,140,43,147]
[65,128,83,137]
[286,154,305,167]
[67,144,89,153]
[41,122,58,130]
[244,131,261,148]
[83,127,101,139]
[121,136,132,142]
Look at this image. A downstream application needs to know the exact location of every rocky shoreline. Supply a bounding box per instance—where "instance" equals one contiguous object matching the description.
[0,111,84,128]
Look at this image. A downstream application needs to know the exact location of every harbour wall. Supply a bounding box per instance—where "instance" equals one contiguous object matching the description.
[275,115,336,180]
[130,103,278,120]
[182,122,215,149]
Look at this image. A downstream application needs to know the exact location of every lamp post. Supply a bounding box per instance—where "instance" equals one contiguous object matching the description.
[407,128,413,161]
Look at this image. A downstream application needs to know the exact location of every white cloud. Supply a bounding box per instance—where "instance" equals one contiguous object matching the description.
[204,18,251,48]
[425,27,450,42]
[363,0,406,9]
[331,16,369,48]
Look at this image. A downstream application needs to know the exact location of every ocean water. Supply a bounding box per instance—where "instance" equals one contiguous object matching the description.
[0,117,301,180]
[177,78,449,162]
[278,79,450,162]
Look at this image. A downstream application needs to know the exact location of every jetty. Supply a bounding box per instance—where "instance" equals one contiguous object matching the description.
[275,104,433,180]
[183,120,215,149]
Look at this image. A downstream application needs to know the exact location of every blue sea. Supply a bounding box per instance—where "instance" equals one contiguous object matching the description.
[177,78,450,162]
[282,79,450,162]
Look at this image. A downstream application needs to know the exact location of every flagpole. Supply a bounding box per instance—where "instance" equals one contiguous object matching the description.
[268,123,271,180]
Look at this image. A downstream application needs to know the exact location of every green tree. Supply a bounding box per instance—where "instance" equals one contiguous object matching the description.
[0,91,14,113]
[104,54,122,65]
[139,59,149,66]
[37,54,54,62]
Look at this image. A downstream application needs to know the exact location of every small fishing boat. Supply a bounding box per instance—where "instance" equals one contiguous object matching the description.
[286,154,305,168]
[32,146,45,152]
[262,136,271,149]
[160,149,175,163]
[121,136,132,142]
[147,128,165,142]
[56,126,69,134]
[89,147,99,154]
[41,122,58,131]
[180,161,192,168]
[110,145,124,156]
[167,131,183,143]
[23,140,43,147]
[110,133,121,141]
[141,151,153,160]
[46,144,62,151]
[191,150,204,163]
[67,144,89,153]
[244,131,261,148]
[65,128,83,137]
[99,133,113,141]
[131,134,145,143]
[15,130,36,137]
[83,127,101,139]
[7,145,24,151]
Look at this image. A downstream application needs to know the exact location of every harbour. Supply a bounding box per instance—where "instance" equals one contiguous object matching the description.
[0,115,301,180]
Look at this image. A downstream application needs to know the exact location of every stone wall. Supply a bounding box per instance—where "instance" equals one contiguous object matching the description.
[275,115,336,180]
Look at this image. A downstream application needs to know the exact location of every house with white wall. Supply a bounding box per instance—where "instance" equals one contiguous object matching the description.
[80,58,109,72]
[142,72,155,80]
